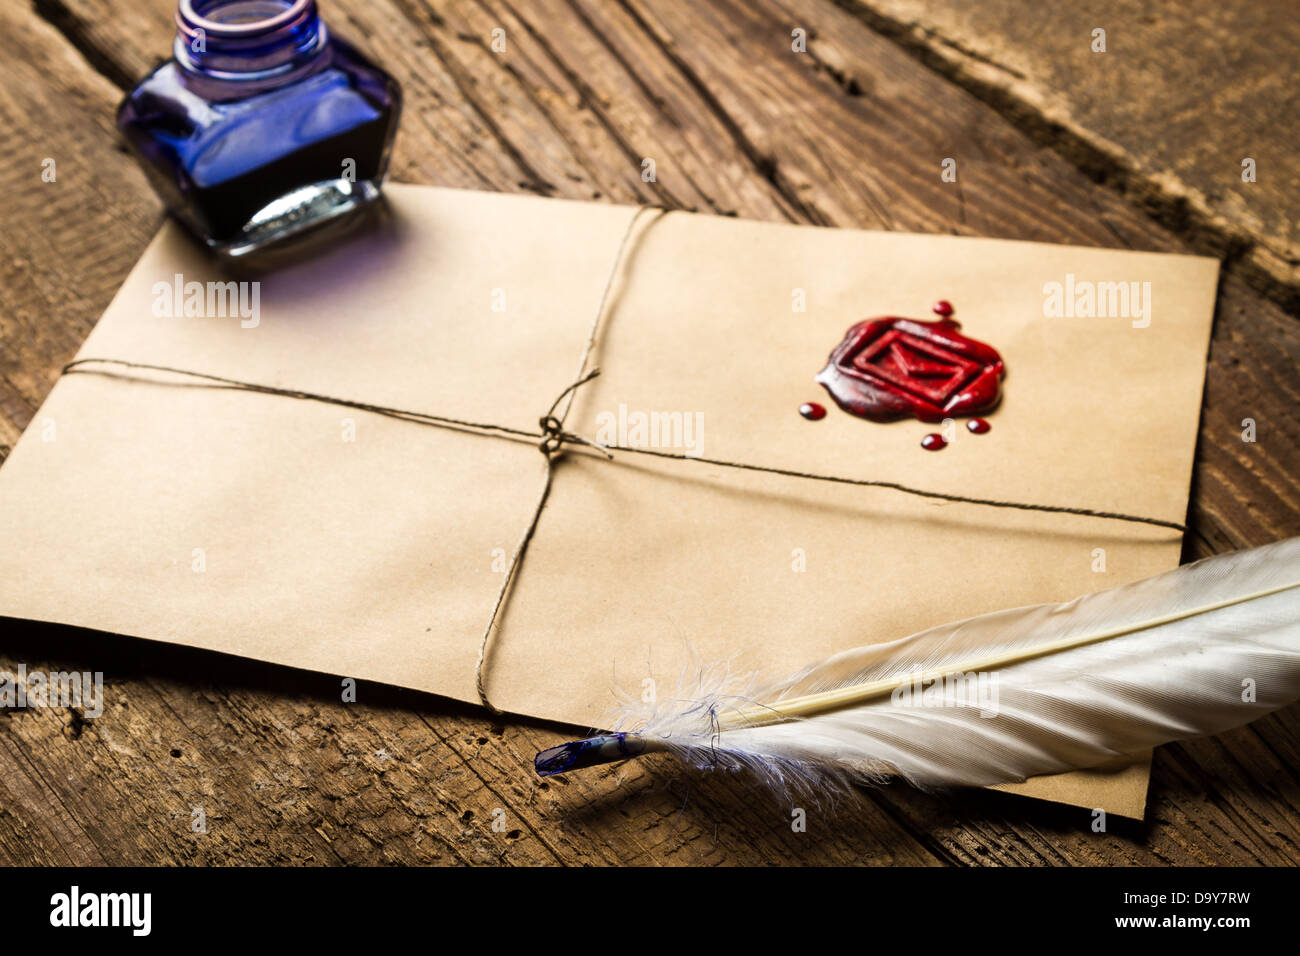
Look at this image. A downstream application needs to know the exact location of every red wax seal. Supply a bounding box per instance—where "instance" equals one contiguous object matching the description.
[816,317,1005,423]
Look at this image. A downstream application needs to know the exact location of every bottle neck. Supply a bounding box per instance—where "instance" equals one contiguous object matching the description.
[175,0,327,81]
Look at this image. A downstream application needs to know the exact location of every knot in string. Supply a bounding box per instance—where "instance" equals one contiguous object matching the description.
[533,369,612,461]
[536,414,607,458]
[537,414,566,457]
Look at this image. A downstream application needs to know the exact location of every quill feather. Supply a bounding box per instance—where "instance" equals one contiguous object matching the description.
[536,537,1300,794]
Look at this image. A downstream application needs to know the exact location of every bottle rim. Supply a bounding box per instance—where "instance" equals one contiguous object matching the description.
[174,0,325,81]
[176,0,314,40]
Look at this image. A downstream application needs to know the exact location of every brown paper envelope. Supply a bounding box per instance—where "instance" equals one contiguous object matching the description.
[0,183,1217,819]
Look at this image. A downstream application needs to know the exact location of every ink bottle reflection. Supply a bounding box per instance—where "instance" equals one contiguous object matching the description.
[117,0,401,257]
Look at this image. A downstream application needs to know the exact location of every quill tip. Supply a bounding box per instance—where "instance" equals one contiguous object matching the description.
[535,733,648,777]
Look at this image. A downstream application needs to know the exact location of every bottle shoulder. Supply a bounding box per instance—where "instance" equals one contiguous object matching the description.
[117,38,397,125]
[117,39,399,185]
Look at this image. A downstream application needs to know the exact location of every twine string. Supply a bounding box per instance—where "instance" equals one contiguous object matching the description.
[470,206,665,711]
[59,203,1186,713]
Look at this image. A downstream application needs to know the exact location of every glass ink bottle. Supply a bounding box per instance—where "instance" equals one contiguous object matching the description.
[117,1,401,257]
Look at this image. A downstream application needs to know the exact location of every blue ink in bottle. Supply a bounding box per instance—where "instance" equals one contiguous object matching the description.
[117,1,402,256]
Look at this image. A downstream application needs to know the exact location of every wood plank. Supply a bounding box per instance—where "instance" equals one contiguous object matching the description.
[2,0,1297,865]
[834,0,1300,313]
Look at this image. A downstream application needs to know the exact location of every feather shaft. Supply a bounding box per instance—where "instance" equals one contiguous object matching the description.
[716,578,1300,730]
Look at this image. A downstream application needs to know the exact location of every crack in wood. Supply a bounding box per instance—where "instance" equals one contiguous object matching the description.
[829,0,1300,317]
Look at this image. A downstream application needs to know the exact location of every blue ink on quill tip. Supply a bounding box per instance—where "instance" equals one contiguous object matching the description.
[535,733,647,776]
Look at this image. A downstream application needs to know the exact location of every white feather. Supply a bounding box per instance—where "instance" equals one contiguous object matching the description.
[594,537,1300,795]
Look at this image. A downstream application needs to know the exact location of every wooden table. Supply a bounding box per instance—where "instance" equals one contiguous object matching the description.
[1,0,1297,866]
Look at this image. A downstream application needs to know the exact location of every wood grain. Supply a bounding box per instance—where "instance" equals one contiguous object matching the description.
[1,0,1297,865]
[834,0,1300,313]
